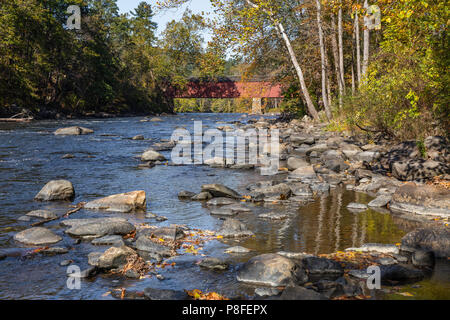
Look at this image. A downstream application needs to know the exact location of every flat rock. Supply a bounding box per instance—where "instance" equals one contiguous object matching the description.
[198,258,229,271]
[141,149,166,162]
[97,246,136,269]
[225,246,251,254]
[206,197,238,206]
[345,243,400,255]
[177,191,196,199]
[135,236,173,257]
[84,190,146,213]
[287,157,309,171]
[368,195,392,208]
[280,284,326,300]
[302,257,344,280]
[390,182,450,217]
[91,235,125,246]
[14,227,62,245]
[54,126,93,135]
[380,264,424,284]
[401,226,450,258]
[237,254,300,287]
[34,180,75,201]
[201,184,242,199]
[26,210,58,220]
[65,219,135,238]
[217,218,254,238]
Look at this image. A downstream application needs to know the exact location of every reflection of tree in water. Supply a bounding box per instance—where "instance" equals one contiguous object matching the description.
[314,195,327,255]
[334,191,343,252]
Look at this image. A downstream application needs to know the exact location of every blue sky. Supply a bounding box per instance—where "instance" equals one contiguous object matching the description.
[116,0,214,41]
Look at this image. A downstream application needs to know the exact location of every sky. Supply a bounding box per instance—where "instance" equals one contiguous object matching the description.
[116,0,215,41]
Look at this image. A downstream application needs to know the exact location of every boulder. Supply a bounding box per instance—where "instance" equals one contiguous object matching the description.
[380,264,424,284]
[251,183,292,200]
[91,235,125,247]
[199,258,229,271]
[237,254,302,287]
[368,195,392,208]
[135,236,173,257]
[34,180,75,201]
[280,284,326,300]
[289,183,313,197]
[191,192,212,201]
[178,191,196,199]
[391,159,449,181]
[225,246,251,254]
[401,226,450,258]
[290,166,317,179]
[390,182,450,217]
[345,243,400,255]
[206,198,238,206]
[141,149,166,162]
[132,135,145,140]
[201,184,242,199]
[217,218,254,238]
[356,151,380,162]
[84,190,146,213]
[65,219,135,238]
[14,227,62,245]
[301,257,344,280]
[97,246,136,269]
[26,210,58,220]
[412,250,435,269]
[54,126,93,135]
[287,157,309,171]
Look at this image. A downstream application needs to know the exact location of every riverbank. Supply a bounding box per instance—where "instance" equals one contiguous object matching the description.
[0,114,448,300]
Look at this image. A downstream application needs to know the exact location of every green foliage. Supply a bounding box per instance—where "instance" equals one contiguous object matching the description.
[342,0,449,140]
[279,85,306,118]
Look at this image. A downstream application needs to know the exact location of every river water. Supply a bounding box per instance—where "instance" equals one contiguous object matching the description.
[0,113,448,300]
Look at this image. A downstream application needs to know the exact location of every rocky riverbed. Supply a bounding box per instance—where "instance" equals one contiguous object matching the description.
[0,114,448,300]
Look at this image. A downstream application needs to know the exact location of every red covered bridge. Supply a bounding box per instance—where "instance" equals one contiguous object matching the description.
[167,77,283,114]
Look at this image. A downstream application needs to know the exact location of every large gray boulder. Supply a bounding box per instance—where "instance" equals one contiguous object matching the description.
[237,254,303,287]
[201,184,242,199]
[287,157,309,171]
[401,226,450,258]
[34,180,75,201]
[26,210,58,220]
[141,149,166,162]
[390,182,450,217]
[14,227,62,245]
[97,246,136,269]
[84,190,146,213]
[64,218,135,238]
[135,236,173,257]
[217,218,254,238]
[54,126,93,135]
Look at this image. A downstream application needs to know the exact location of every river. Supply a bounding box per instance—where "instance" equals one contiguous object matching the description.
[0,113,448,299]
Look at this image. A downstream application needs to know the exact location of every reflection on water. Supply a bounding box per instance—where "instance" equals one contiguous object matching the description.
[0,114,448,300]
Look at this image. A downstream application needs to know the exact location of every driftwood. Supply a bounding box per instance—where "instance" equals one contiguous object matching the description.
[0,118,33,123]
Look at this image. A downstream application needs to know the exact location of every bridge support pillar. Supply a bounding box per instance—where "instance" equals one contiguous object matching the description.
[251,98,262,115]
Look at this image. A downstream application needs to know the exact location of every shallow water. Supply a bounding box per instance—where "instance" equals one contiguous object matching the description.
[0,113,448,300]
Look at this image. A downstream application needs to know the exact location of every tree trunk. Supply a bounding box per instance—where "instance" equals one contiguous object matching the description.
[362,0,370,78]
[331,14,343,108]
[338,6,345,90]
[245,0,319,119]
[315,0,331,120]
[354,10,362,86]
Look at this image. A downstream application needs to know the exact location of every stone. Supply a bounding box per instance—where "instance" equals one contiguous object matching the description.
[206,198,238,206]
[141,149,166,162]
[14,227,62,245]
[84,190,146,213]
[26,210,58,220]
[237,254,301,287]
[380,264,424,284]
[324,159,349,173]
[62,154,75,159]
[39,247,68,255]
[280,284,326,300]
[68,267,97,279]
[178,191,196,199]
[368,195,392,208]
[391,159,449,181]
[143,288,188,300]
[97,246,136,269]
[287,157,309,171]
[54,126,93,135]
[412,250,435,269]
[290,166,317,179]
[132,135,145,140]
[401,226,450,258]
[65,219,135,238]
[191,192,212,201]
[140,227,185,241]
[217,218,254,238]
[225,246,251,254]
[135,236,173,257]
[301,257,344,280]
[88,252,103,266]
[34,180,75,201]
[347,202,368,210]
[356,151,380,162]
[255,287,281,297]
[289,183,313,197]
[91,235,125,247]
[390,182,450,217]
[152,141,176,151]
[201,184,242,199]
[251,183,292,199]
[199,258,229,271]
[210,207,237,217]
[345,243,400,255]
